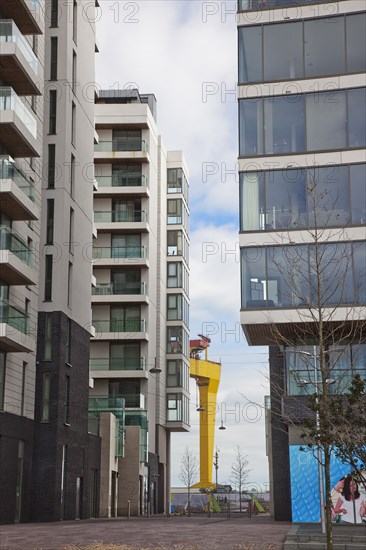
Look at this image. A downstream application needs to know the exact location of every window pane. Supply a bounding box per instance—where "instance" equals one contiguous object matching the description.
[353,241,366,305]
[348,88,366,148]
[350,164,366,225]
[264,21,303,81]
[266,169,306,230]
[241,247,266,307]
[267,245,309,307]
[306,91,346,151]
[304,17,345,77]
[306,165,350,227]
[239,99,263,156]
[239,172,264,231]
[346,14,366,73]
[238,26,262,83]
[311,243,353,305]
[264,95,305,154]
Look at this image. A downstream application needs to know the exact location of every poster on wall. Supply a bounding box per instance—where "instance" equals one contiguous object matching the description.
[289,445,366,524]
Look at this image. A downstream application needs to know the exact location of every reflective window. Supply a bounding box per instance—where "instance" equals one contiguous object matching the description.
[238,26,262,83]
[264,95,305,154]
[346,14,366,73]
[241,243,364,308]
[264,22,303,81]
[304,18,345,77]
[239,99,263,156]
[240,164,366,232]
[306,91,346,151]
[348,88,366,148]
[350,165,366,225]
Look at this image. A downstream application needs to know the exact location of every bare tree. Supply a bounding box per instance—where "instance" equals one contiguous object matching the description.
[229,445,250,512]
[259,173,366,549]
[178,446,199,516]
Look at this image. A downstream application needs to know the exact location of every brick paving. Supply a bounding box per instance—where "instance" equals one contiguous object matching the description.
[0,514,290,550]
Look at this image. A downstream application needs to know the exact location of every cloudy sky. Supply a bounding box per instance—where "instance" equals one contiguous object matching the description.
[96,0,270,491]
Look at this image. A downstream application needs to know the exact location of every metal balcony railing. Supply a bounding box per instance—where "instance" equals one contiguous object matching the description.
[95,140,147,153]
[89,357,146,371]
[92,318,146,333]
[0,298,29,334]
[96,174,148,188]
[92,246,146,260]
[92,282,146,296]
[0,87,37,137]
[0,225,32,264]
[0,155,35,202]
[0,20,38,73]
[94,210,147,223]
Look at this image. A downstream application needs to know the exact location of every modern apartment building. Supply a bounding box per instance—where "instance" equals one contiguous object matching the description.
[238,0,366,520]
[90,89,190,517]
[1,0,101,524]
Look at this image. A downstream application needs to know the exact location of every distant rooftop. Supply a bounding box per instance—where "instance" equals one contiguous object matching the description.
[96,89,157,122]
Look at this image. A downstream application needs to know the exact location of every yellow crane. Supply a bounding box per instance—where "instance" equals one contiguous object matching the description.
[189,335,221,489]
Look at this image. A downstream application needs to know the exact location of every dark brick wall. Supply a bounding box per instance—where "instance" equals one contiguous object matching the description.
[32,311,100,522]
[269,346,292,521]
[0,414,34,524]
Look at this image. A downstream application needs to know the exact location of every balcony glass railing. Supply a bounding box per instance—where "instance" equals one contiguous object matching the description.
[96,174,148,188]
[0,20,38,73]
[95,140,147,153]
[238,0,335,11]
[94,210,147,223]
[92,318,146,333]
[0,298,29,334]
[0,87,37,138]
[92,282,146,296]
[0,225,32,264]
[0,155,35,202]
[88,395,125,456]
[92,246,146,260]
[90,357,146,371]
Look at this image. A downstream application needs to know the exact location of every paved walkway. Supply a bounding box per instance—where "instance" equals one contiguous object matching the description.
[0,514,290,550]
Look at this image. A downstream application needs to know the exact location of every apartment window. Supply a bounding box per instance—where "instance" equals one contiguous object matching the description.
[0,353,5,411]
[64,376,70,424]
[239,88,366,157]
[32,35,38,55]
[41,373,51,422]
[167,325,190,357]
[44,255,53,301]
[15,441,24,523]
[72,51,77,93]
[49,90,57,134]
[111,269,141,294]
[60,445,67,519]
[112,129,142,151]
[44,312,52,360]
[109,379,141,408]
[50,0,59,27]
[167,294,189,325]
[167,393,190,424]
[167,360,187,388]
[167,262,182,288]
[48,144,56,188]
[71,102,76,145]
[70,154,75,197]
[167,199,182,224]
[73,1,78,42]
[67,262,73,307]
[50,37,58,81]
[46,199,55,245]
[65,318,72,364]
[31,95,37,114]
[112,164,142,187]
[20,363,27,416]
[167,168,183,193]
[111,234,141,259]
[110,342,141,370]
[69,208,74,254]
[110,305,141,332]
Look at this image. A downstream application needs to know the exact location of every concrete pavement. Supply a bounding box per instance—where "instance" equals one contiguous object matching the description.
[0,514,290,550]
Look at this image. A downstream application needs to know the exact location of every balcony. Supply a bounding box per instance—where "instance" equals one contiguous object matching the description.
[95,174,149,197]
[0,298,35,352]
[0,226,36,285]
[88,395,125,457]
[92,245,148,267]
[91,318,148,340]
[89,357,148,379]
[0,0,42,35]
[0,20,41,95]
[94,210,148,233]
[0,87,41,157]
[94,140,149,164]
[0,156,38,220]
[92,282,148,303]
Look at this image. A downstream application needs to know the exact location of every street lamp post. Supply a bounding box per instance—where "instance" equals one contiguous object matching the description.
[213,447,220,488]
